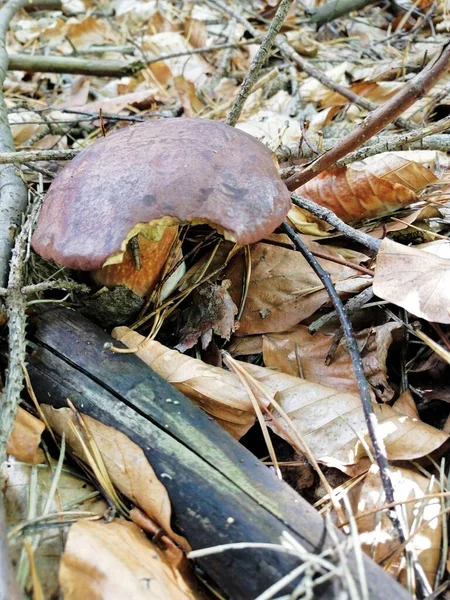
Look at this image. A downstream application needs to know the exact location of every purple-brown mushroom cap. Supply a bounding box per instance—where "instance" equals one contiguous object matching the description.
[32,118,291,270]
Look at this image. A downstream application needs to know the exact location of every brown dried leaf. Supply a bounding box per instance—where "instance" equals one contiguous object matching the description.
[60,520,200,600]
[373,238,450,323]
[225,241,370,335]
[173,75,205,117]
[263,325,359,394]
[176,281,238,352]
[353,465,442,587]
[7,407,45,465]
[143,32,211,86]
[112,328,258,439]
[41,406,189,550]
[296,151,445,223]
[66,15,120,50]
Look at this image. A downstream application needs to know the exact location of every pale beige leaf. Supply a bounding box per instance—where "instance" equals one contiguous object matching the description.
[7,407,45,465]
[354,465,442,587]
[269,374,448,468]
[142,32,211,86]
[112,331,448,468]
[41,406,188,550]
[373,237,450,323]
[287,205,333,237]
[60,520,200,600]
[236,111,301,151]
[225,241,370,335]
[112,328,257,439]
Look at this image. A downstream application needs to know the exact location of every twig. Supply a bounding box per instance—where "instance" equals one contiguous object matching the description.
[284,42,450,190]
[335,115,450,166]
[147,38,261,65]
[281,220,430,597]
[290,194,381,253]
[226,0,294,126]
[0,0,29,286]
[22,280,90,295]
[306,0,378,27]
[8,53,145,77]
[0,149,79,164]
[276,133,450,162]
[309,286,374,334]
[0,200,41,468]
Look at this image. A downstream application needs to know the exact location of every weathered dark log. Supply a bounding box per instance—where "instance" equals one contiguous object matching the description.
[27,308,412,600]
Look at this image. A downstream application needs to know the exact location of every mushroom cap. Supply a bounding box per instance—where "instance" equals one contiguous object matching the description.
[32,118,291,271]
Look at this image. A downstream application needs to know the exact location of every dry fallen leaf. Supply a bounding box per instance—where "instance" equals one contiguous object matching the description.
[239,322,400,401]
[7,407,45,465]
[296,151,446,223]
[225,241,370,335]
[41,406,189,550]
[112,328,258,439]
[353,465,442,588]
[265,368,448,469]
[60,520,200,600]
[373,237,450,324]
[143,32,211,86]
[112,329,448,469]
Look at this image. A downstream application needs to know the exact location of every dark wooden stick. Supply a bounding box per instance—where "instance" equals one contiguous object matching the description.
[8,53,145,77]
[27,307,413,600]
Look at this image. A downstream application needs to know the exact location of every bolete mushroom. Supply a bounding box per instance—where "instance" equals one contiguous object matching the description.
[32,118,291,297]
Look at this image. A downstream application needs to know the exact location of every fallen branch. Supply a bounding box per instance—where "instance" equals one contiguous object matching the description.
[226,0,294,126]
[0,0,29,286]
[277,133,450,162]
[280,220,430,597]
[336,114,450,166]
[1,201,41,467]
[290,193,381,253]
[306,0,379,27]
[284,42,450,190]
[8,53,145,77]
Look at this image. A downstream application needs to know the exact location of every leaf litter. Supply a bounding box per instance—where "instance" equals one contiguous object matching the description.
[3,0,450,597]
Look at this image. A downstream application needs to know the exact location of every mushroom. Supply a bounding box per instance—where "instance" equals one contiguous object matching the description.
[32,118,291,297]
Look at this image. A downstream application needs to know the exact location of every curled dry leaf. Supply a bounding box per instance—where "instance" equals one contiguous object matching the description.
[175,281,238,352]
[373,237,450,324]
[353,465,442,588]
[113,328,259,439]
[296,151,446,223]
[287,205,333,237]
[41,406,189,551]
[112,329,448,470]
[7,407,45,465]
[60,520,201,600]
[225,241,370,335]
